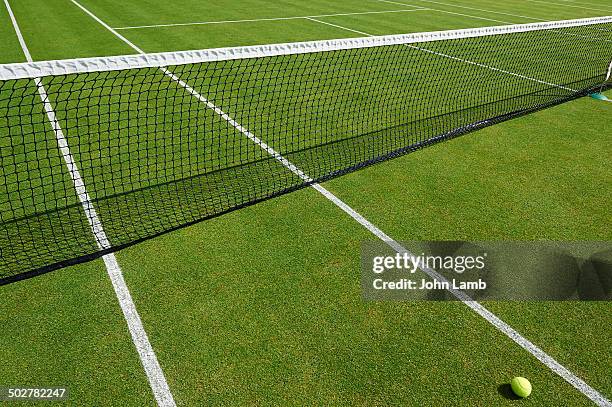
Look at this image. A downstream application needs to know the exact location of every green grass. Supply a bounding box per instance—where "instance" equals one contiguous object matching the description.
[6,0,130,60]
[325,92,612,240]
[114,187,606,406]
[393,0,611,21]
[0,5,25,63]
[1,0,611,405]
[75,0,418,28]
[0,260,154,405]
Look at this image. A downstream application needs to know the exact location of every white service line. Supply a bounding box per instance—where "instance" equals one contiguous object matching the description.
[425,8,510,24]
[3,1,176,406]
[69,0,145,53]
[305,17,575,91]
[527,0,612,13]
[304,17,372,36]
[114,8,429,30]
[67,1,611,405]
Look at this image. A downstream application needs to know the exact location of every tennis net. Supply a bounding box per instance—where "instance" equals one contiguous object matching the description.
[1,17,611,284]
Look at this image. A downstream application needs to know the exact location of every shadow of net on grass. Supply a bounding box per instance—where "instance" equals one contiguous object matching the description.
[0,87,604,286]
[1,19,611,284]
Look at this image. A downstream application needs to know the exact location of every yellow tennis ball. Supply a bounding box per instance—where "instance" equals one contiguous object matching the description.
[510,377,532,398]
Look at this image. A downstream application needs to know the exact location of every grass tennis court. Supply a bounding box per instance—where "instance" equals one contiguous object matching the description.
[0,0,611,405]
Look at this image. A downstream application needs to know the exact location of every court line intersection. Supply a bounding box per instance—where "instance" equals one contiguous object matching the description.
[69,0,611,404]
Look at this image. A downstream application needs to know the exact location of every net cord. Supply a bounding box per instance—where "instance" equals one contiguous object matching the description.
[0,16,610,81]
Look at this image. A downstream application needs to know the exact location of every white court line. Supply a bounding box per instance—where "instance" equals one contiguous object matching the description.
[145,62,608,407]
[558,0,612,11]
[114,8,429,30]
[305,16,575,91]
[424,9,510,24]
[527,0,612,13]
[69,0,612,404]
[377,0,612,43]
[3,1,176,406]
[311,186,612,407]
[70,0,145,53]
[378,0,546,21]
[309,16,606,406]
[377,0,516,23]
[379,0,612,35]
[380,0,612,21]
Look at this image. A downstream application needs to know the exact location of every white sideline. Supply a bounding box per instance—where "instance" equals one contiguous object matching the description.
[3,1,176,407]
[67,0,612,405]
[114,8,430,30]
[311,186,612,407]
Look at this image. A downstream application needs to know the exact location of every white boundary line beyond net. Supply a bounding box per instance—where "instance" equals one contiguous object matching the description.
[104,0,612,31]
[304,16,576,91]
[378,0,548,21]
[557,0,612,11]
[376,0,612,41]
[526,0,612,13]
[62,1,612,406]
[113,8,430,30]
[2,1,176,407]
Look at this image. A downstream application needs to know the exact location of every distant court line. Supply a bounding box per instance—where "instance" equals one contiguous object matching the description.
[377,0,612,42]
[378,0,612,21]
[377,0,514,24]
[527,0,612,13]
[379,0,545,21]
[304,16,574,91]
[557,0,612,10]
[113,8,429,30]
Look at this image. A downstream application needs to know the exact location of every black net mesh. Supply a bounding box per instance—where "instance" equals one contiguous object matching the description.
[1,21,611,284]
